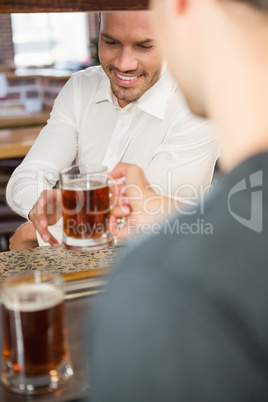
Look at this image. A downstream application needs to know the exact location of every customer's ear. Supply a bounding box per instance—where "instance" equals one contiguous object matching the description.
[175,0,187,14]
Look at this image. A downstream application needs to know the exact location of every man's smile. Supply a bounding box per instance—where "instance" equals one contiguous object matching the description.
[112,70,144,87]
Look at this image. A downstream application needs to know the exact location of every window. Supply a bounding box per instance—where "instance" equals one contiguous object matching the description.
[11,13,89,69]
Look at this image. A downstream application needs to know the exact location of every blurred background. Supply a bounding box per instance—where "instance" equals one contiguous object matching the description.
[0,12,100,252]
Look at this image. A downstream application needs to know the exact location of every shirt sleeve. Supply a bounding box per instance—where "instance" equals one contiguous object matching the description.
[143,111,220,202]
[6,76,79,220]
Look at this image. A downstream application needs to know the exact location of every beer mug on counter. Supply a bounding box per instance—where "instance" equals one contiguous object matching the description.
[1,272,73,394]
[59,164,114,252]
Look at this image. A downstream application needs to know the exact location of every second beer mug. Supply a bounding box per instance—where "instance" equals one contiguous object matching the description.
[1,271,73,394]
[59,164,114,251]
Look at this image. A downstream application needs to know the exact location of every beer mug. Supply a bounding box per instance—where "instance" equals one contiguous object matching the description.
[1,272,73,394]
[59,164,114,251]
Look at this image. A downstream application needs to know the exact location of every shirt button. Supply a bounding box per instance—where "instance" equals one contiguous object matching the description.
[121,120,126,127]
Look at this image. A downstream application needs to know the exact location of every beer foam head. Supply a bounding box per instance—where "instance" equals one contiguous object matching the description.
[2,283,64,312]
[62,178,107,191]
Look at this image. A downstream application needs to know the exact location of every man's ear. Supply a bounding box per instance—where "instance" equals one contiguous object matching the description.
[175,0,187,14]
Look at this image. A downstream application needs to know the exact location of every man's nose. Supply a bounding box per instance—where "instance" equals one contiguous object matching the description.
[114,47,138,72]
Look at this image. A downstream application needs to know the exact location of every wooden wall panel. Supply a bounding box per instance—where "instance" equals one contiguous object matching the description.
[0,0,149,13]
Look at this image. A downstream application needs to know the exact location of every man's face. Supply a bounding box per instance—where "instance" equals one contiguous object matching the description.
[99,12,163,108]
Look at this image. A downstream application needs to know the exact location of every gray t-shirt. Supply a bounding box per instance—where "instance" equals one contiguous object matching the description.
[90,151,268,402]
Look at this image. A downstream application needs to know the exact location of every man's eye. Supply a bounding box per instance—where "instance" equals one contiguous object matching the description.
[139,45,153,50]
[105,41,117,46]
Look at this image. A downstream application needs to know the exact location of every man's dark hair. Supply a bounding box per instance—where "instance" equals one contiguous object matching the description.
[233,0,268,10]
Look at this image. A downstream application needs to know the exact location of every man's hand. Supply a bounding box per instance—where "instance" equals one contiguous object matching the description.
[109,163,172,238]
[9,222,39,251]
[29,189,62,248]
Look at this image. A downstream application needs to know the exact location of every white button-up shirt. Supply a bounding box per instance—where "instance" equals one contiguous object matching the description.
[7,65,219,225]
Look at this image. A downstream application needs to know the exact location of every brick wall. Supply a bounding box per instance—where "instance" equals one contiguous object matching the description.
[0,14,14,68]
[0,75,69,108]
[88,12,100,39]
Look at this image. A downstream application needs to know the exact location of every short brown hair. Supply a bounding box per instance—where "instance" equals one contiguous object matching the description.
[232,0,268,10]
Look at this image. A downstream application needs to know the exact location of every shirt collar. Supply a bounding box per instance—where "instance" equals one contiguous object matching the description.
[95,66,177,119]
[94,67,115,105]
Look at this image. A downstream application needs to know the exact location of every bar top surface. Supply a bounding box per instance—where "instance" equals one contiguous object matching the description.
[0,245,125,284]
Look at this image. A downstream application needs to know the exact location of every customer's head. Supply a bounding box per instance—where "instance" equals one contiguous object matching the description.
[99,11,163,108]
[150,0,268,117]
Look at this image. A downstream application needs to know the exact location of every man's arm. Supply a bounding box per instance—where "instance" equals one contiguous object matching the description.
[9,222,38,250]
[9,187,62,250]
[28,189,62,247]
[6,77,78,221]
[109,163,178,238]
[144,111,219,200]
[109,108,219,238]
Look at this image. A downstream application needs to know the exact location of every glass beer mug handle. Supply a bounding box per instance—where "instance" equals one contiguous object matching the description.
[107,177,128,229]
[116,217,127,228]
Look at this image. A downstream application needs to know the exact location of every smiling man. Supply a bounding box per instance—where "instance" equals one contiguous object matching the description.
[99,12,162,106]
[6,11,218,249]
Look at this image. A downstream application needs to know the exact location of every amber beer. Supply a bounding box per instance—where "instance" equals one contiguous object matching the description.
[62,181,110,239]
[60,165,114,251]
[1,273,72,394]
[2,284,65,377]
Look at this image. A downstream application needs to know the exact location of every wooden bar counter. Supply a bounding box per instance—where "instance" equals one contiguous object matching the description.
[0,125,42,159]
[0,112,50,129]
[0,245,125,401]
